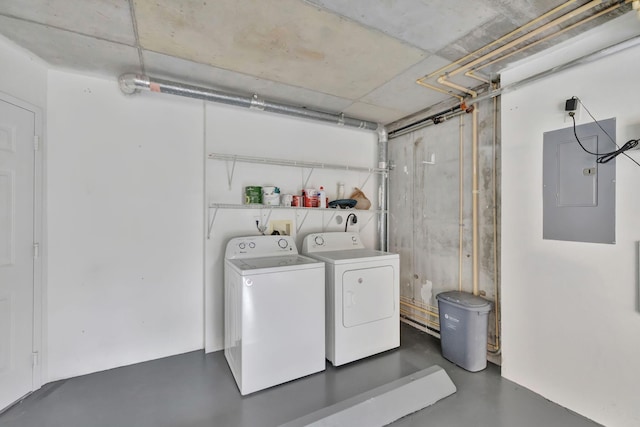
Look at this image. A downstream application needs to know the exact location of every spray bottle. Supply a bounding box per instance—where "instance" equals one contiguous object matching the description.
[317,186,326,208]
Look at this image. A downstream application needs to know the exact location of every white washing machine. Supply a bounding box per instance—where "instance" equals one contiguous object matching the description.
[224,235,325,395]
[302,232,399,366]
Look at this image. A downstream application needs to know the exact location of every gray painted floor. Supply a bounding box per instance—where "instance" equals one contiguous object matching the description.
[1,324,600,427]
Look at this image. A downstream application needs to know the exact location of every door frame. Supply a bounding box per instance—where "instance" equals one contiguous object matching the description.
[0,90,45,392]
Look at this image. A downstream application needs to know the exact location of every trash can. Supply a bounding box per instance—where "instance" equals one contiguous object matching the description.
[436,291,492,372]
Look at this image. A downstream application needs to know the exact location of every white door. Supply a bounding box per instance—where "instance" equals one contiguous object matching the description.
[0,98,36,410]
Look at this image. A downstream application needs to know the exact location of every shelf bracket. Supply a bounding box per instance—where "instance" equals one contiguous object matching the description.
[359,211,376,232]
[296,210,311,233]
[207,206,220,239]
[359,171,374,190]
[255,208,275,235]
[262,208,274,234]
[323,210,338,231]
[302,167,315,189]
[226,157,237,190]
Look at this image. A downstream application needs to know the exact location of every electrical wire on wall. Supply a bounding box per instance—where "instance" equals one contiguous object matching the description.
[569,96,640,167]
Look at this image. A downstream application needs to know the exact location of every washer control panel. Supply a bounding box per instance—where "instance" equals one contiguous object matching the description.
[302,232,365,253]
[225,235,296,259]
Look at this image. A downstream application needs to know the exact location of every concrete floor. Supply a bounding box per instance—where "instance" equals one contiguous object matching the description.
[1,324,600,427]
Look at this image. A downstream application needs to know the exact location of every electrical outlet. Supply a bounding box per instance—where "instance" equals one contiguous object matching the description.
[564,99,581,123]
[268,219,293,236]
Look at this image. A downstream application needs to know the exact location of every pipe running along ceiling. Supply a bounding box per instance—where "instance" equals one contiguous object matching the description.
[0,0,634,124]
[414,0,633,108]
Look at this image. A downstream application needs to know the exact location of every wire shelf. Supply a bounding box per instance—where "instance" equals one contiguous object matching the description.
[208,153,387,174]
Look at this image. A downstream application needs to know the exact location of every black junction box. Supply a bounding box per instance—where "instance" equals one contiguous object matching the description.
[565,98,578,111]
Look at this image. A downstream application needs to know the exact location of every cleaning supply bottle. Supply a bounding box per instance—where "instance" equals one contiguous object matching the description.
[318,186,326,208]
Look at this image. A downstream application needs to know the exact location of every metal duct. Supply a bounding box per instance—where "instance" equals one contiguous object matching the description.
[118,74,379,131]
[119,73,388,250]
[377,126,389,252]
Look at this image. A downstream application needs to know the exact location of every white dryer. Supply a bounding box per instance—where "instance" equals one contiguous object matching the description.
[302,232,399,366]
[224,235,325,395]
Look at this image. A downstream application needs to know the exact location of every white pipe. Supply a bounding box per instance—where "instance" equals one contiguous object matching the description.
[468,34,640,106]
[490,88,501,353]
[471,105,479,296]
[435,78,481,297]
[458,115,465,292]
[446,0,604,79]
[399,23,640,138]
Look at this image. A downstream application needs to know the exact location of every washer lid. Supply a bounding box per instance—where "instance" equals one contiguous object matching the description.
[226,254,323,274]
[307,248,399,264]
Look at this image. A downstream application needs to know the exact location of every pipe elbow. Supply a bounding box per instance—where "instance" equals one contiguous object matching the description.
[118,73,150,94]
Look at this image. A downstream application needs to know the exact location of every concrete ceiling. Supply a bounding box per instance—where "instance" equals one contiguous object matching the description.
[0,0,632,124]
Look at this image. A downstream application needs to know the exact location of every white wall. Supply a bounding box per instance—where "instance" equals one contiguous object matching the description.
[2,31,382,381]
[204,103,379,351]
[44,68,380,377]
[46,70,204,380]
[0,35,47,108]
[501,13,640,427]
[0,34,47,392]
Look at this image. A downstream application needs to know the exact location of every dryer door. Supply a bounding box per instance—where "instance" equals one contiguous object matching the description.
[342,266,394,328]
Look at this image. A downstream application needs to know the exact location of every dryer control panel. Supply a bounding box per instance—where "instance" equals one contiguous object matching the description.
[225,235,297,259]
[302,232,365,253]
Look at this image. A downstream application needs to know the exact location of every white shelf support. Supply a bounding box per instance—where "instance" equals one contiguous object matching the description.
[207,206,220,239]
[258,208,275,235]
[296,210,311,233]
[323,210,338,231]
[303,167,315,189]
[359,212,376,232]
[225,157,237,190]
[359,171,374,190]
